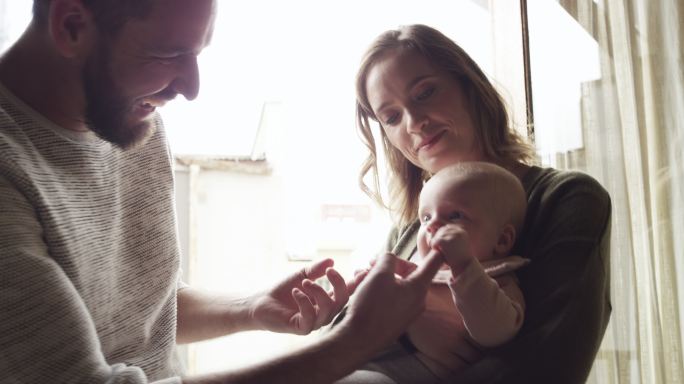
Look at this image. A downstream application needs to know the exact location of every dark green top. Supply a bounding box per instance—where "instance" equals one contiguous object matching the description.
[386,166,612,384]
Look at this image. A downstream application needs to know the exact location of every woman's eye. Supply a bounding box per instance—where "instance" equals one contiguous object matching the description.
[384,113,399,126]
[416,87,435,101]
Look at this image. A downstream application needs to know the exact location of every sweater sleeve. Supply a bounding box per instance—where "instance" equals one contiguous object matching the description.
[0,175,181,384]
[448,260,525,348]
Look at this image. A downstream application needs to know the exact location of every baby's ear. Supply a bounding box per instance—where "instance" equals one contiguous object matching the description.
[494,224,516,255]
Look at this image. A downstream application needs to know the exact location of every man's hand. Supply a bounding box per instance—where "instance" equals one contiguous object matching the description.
[337,251,444,352]
[249,258,359,335]
[431,224,474,276]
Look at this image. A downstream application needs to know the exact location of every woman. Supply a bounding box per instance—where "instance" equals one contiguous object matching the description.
[352,24,611,383]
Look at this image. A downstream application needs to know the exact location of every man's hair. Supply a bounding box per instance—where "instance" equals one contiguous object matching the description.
[32,0,157,33]
[354,24,536,227]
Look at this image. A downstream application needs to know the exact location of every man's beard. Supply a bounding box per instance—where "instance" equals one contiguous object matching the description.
[81,43,157,150]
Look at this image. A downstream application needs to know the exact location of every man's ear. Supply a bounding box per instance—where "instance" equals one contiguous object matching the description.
[494,224,516,255]
[48,0,96,58]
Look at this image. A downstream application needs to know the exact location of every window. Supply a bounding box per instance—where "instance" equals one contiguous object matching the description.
[172,1,526,374]
[0,1,31,51]
[527,0,600,168]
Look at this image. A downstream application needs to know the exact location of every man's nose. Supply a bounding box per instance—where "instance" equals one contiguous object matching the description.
[171,56,200,101]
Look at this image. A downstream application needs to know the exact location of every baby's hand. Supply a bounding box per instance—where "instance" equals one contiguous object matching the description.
[431,224,474,276]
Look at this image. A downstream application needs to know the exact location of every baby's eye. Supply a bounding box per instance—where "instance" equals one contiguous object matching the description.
[448,211,464,221]
[421,214,431,223]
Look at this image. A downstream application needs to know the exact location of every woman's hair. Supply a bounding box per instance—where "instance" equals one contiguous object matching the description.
[355,24,536,228]
[32,0,157,34]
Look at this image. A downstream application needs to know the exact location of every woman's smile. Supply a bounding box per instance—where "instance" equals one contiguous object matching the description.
[416,130,446,153]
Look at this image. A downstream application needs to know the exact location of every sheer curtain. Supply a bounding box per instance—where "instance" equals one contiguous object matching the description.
[533,0,684,382]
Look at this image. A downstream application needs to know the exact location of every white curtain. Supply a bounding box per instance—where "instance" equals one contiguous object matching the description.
[541,0,684,382]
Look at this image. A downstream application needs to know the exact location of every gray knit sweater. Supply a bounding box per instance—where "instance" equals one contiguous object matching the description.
[0,81,183,383]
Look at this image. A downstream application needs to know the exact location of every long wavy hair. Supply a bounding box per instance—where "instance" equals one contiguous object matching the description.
[355,24,536,228]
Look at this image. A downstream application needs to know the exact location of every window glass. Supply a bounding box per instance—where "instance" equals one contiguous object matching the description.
[174,1,519,373]
[0,1,31,51]
[527,0,601,166]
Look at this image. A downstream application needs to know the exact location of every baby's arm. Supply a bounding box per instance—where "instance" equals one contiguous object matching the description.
[430,224,525,347]
[448,262,525,348]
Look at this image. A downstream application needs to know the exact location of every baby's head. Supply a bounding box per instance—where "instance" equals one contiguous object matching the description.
[417,162,527,261]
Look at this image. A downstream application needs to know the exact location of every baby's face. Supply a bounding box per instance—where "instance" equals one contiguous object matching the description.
[417,173,501,261]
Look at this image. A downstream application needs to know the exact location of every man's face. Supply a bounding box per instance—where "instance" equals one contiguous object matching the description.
[82,0,216,149]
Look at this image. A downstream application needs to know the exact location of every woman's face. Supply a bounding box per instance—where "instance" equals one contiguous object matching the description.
[365,48,485,174]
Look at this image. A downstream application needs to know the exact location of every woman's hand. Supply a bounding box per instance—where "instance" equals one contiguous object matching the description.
[248,258,362,335]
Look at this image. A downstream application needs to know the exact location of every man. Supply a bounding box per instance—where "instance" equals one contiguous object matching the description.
[0,0,443,383]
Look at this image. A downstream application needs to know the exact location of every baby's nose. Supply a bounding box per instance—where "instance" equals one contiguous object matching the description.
[426,218,444,234]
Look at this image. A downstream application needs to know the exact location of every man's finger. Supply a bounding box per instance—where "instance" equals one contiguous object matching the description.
[346,268,369,295]
[303,258,335,281]
[406,249,444,287]
[302,279,336,329]
[393,257,418,278]
[302,279,332,306]
[326,267,349,304]
[291,288,314,334]
[370,253,397,276]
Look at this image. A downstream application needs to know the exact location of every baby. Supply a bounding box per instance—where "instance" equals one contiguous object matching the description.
[406,161,529,379]
[336,162,529,384]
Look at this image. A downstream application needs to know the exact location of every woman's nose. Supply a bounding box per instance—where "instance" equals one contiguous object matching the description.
[405,107,429,133]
